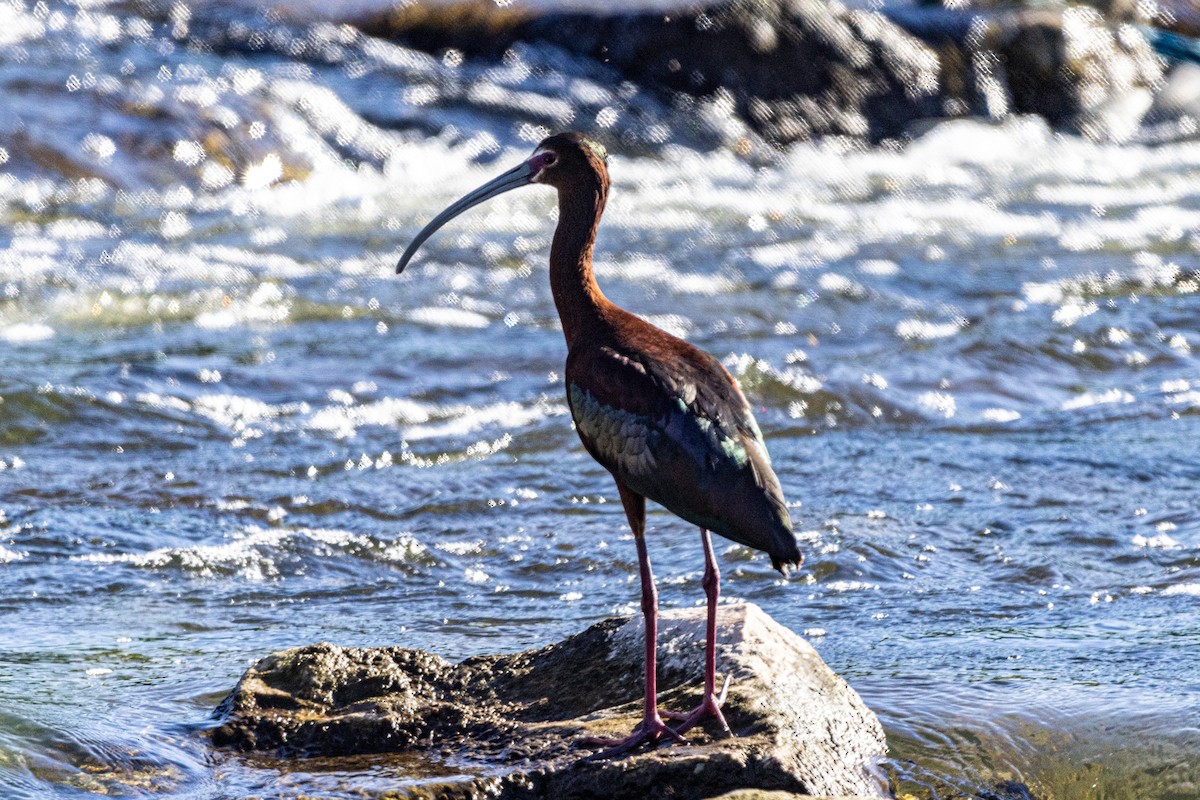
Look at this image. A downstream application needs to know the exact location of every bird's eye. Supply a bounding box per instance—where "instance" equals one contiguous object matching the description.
[543,153,558,166]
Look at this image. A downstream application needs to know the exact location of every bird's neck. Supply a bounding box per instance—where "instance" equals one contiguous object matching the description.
[550,180,610,348]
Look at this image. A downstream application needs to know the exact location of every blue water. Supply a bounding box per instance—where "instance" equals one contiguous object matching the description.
[2,2,1199,798]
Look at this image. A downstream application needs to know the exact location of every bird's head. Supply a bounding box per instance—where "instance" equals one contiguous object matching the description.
[396,132,609,274]
[526,131,609,190]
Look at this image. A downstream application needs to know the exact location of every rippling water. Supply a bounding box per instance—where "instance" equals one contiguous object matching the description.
[2,2,1199,798]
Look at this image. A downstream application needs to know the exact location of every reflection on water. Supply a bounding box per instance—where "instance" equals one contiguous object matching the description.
[1,1,1199,798]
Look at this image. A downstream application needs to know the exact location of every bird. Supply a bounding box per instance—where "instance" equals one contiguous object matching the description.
[396,132,802,756]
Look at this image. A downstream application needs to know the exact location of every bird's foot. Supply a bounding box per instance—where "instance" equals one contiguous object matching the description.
[663,675,732,736]
[579,715,687,760]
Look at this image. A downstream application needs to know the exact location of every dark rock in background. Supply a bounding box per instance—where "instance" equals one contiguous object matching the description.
[515,0,944,144]
[1143,59,1200,136]
[354,0,1168,144]
[1150,0,1200,37]
[212,603,891,800]
[358,0,943,144]
[886,5,1162,141]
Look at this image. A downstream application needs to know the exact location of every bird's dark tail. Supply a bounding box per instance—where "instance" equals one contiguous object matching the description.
[741,433,802,575]
[757,478,801,575]
[769,525,803,575]
[771,552,803,575]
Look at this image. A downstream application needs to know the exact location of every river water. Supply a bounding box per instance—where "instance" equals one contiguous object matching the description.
[1,2,1199,798]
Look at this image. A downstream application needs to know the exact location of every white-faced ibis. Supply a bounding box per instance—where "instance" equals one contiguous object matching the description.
[397,132,802,756]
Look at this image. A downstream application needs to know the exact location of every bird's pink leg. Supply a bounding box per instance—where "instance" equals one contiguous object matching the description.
[668,528,732,736]
[582,485,686,759]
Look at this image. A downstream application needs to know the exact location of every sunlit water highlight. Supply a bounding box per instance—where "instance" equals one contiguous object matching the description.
[1,2,1199,798]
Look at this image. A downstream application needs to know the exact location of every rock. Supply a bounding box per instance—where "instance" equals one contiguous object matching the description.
[350,0,1165,144]
[885,5,1162,141]
[212,603,891,800]
[709,791,875,800]
[1145,59,1200,128]
[1153,0,1200,38]
[911,0,1148,25]
[356,0,942,144]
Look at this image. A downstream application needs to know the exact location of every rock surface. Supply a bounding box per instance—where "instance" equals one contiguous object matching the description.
[1157,0,1200,37]
[212,603,891,800]
[357,0,943,144]
[352,0,1167,144]
[884,5,1163,141]
[1144,60,1200,136]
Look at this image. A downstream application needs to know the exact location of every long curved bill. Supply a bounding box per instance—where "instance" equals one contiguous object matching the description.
[396,160,535,274]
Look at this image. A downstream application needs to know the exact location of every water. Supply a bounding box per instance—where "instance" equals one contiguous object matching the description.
[2,1,1199,798]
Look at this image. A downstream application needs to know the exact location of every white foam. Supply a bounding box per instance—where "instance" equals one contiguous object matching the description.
[408,307,490,329]
[0,544,25,563]
[45,219,107,240]
[0,2,47,45]
[1132,533,1180,549]
[749,242,806,270]
[438,540,484,556]
[1164,389,1200,409]
[195,283,292,329]
[307,397,432,439]
[193,394,283,430]
[72,526,292,580]
[379,535,428,563]
[896,318,962,341]
[70,526,428,579]
[463,567,490,584]
[825,580,880,592]
[1022,281,1066,305]
[0,323,54,342]
[1061,389,1134,411]
[404,401,557,440]
[1052,300,1099,327]
[641,314,692,338]
[918,391,957,419]
[135,393,191,413]
[11,104,1195,311]
[1023,259,1188,310]
[819,272,865,297]
[858,259,899,276]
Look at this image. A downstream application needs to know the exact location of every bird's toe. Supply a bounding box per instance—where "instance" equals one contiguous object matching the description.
[577,716,687,760]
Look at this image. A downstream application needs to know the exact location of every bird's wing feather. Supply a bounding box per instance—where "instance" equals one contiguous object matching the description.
[566,340,785,536]
[567,349,664,485]
[568,345,748,473]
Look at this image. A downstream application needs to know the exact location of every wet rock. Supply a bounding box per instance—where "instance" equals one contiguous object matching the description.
[911,0,1147,24]
[350,0,1166,143]
[212,603,890,800]
[1143,60,1200,136]
[1144,0,1200,37]
[885,5,1162,141]
[709,792,873,799]
[357,0,942,144]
